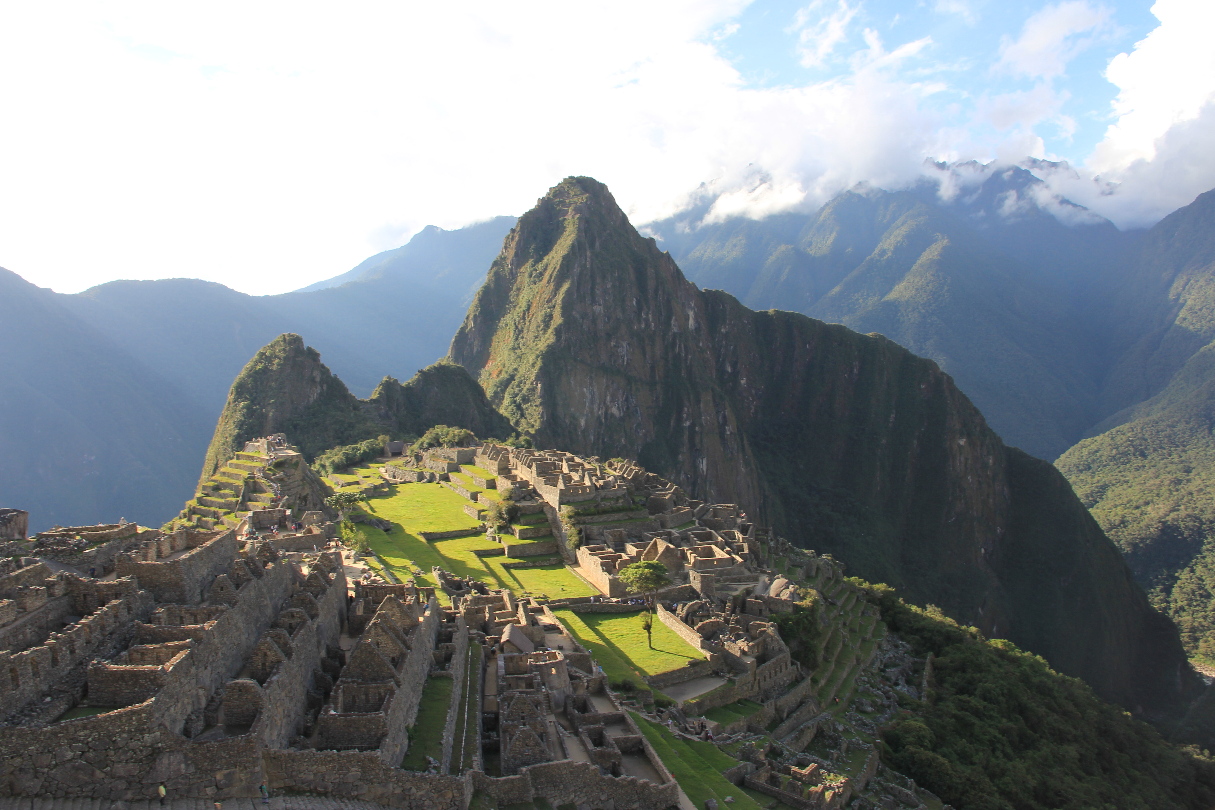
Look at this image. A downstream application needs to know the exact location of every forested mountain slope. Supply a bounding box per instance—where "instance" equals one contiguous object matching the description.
[649,165,1140,461]
[1058,190,1215,666]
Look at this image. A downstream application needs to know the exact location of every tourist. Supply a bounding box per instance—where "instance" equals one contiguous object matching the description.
[260,784,270,804]
[158,784,166,806]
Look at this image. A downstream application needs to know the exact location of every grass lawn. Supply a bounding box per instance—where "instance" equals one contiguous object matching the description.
[400,676,454,770]
[703,698,765,726]
[362,482,480,534]
[460,464,497,480]
[489,560,596,600]
[553,609,701,687]
[353,483,593,600]
[632,714,765,810]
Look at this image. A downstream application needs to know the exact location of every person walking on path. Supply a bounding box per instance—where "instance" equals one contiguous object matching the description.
[260,784,270,804]
[158,784,166,806]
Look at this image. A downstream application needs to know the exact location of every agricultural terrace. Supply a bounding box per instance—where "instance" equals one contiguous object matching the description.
[347,481,596,601]
[553,609,702,691]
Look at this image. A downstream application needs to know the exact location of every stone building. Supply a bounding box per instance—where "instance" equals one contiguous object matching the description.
[0,509,29,541]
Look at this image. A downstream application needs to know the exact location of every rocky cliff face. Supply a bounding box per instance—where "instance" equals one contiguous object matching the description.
[202,334,513,481]
[449,176,1198,717]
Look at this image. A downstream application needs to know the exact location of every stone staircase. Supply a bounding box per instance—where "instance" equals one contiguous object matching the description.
[175,451,274,531]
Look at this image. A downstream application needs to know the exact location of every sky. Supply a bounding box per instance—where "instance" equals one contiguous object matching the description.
[0,1,1212,296]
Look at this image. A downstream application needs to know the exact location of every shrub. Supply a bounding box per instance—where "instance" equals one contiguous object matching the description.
[409,425,475,454]
[315,435,389,476]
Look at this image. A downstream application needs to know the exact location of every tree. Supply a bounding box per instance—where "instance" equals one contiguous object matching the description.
[325,491,365,522]
[617,560,670,609]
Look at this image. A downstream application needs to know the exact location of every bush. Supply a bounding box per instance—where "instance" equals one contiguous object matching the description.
[559,504,583,549]
[483,497,519,531]
[409,425,475,454]
[315,435,389,476]
[340,521,368,553]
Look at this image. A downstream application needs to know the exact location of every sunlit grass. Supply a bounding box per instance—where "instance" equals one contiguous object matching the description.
[553,609,701,685]
[354,482,593,599]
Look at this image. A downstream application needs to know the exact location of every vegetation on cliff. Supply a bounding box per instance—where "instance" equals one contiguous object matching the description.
[1056,190,1215,666]
[201,336,513,483]
[872,584,1215,810]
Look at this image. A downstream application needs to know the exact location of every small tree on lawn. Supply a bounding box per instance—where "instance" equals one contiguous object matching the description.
[618,560,670,610]
[325,491,365,523]
[640,611,654,649]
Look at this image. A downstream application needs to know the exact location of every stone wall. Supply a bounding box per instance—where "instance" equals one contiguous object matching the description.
[438,620,470,774]
[263,749,466,809]
[0,510,28,541]
[116,530,238,604]
[378,600,440,765]
[656,604,713,655]
[419,528,482,541]
[0,583,154,720]
[0,701,266,802]
[503,540,557,558]
[470,760,679,810]
[645,659,714,689]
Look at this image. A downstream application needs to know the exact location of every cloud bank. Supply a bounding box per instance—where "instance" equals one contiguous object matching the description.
[0,1,1210,294]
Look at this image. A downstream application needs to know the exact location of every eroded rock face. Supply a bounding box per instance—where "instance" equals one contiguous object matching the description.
[449,176,1198,716]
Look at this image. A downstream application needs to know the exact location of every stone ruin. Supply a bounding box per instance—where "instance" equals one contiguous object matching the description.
[0,436,940,809]
[0,509,29,542]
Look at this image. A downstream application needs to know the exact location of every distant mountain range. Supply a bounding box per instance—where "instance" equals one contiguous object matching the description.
[5,163,1215,669]
[0,216,514,532]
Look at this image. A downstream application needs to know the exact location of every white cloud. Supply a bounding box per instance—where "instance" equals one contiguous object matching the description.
[1089,0,1215,170]
[934,0,977,25]
[0,0,1209,296]
[791,0,860,68]
[997,1,1112,80]
[1037,0,1215,227]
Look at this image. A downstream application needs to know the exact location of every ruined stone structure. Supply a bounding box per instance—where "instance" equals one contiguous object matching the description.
[0,509,29,541]
[1,436,936,809]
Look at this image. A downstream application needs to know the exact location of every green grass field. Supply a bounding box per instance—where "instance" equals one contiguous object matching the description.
[352,482,594,600]
[632,714,766,810]
[400,676,454,770]
[703,698,765,726]
[362,482,481,534]
[553,609,701,688]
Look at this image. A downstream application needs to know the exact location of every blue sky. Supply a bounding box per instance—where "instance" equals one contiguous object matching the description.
[0,1,1211,295]
[722,0,1157,160]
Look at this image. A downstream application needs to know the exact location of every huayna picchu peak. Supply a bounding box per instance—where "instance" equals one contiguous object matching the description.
[450,176,1199,719]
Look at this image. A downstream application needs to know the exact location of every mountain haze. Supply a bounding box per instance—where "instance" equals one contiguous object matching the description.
[4,217,514,532]
[449,176,1196,716]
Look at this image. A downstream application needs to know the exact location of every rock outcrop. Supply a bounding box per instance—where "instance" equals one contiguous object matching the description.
[201,334,513,481]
